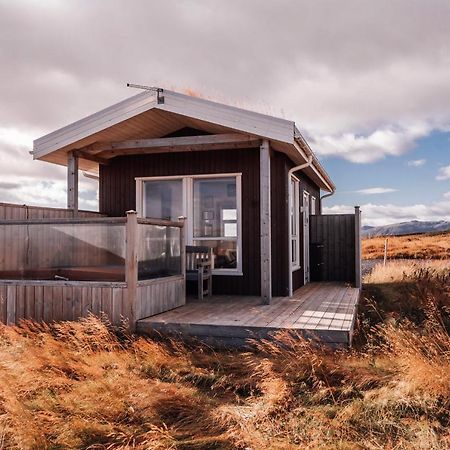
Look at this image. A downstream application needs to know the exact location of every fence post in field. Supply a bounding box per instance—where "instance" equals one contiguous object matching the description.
[383,238,389,266]
[354,206,362,288]
[125,210,138,331]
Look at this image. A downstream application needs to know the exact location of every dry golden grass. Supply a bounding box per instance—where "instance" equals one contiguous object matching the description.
[365,259,450,284]
[362,231,450,260]
[0,262,448,449]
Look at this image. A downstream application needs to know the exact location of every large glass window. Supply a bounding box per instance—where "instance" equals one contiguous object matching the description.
[193,177,238,269]
[193,177,237,238]
[144,179,183,220]
[139,174,241,275]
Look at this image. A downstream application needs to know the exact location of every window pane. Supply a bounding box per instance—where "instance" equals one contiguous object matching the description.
[194,239,237,269]
[144,180,183,220]
[138,224,181,280]
[193,177,237,238]
[291,239,296,263]
[222,209,237,220]
[224,223,237,237]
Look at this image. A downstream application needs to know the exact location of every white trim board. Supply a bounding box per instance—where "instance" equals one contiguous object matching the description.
[34,92,158,158]
[33,89,293,158]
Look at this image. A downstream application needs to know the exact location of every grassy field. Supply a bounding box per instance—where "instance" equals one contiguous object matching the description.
[362,230,450,260]
[0,260,448,449]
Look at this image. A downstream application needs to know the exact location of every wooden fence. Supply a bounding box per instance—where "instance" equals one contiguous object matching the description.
[0,202,103,220]
[310,207,361,286]
[0,212,186,329]
[0,281,129,326]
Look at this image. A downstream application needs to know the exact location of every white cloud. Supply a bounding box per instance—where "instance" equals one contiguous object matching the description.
[0,128,98,210]
[354,187,397,195]
[0,176,98,211]
[0,0,449,212]
[0,1,449,165]
[310,125,430,163]
[323,200,450,226]
[0,127,37,149]
[407,159,426,167]
[444,192,450,199]
[436,165,450,180]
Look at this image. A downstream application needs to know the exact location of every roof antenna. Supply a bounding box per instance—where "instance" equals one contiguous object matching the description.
[127,83,164,104]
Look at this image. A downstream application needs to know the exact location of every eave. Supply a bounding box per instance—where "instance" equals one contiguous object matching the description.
[32,88,335,192]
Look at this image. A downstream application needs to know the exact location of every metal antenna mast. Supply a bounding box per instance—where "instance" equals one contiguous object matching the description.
[126,83,164,104]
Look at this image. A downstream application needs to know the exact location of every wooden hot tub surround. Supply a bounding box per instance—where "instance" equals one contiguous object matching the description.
[0,212,186,330]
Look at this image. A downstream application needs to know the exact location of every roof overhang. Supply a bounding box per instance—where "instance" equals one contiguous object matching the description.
[33,89,335,192]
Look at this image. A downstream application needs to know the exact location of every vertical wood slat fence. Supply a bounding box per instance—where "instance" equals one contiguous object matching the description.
[0,202,103,220]
[0,210,185,329]
[310,207,361,286]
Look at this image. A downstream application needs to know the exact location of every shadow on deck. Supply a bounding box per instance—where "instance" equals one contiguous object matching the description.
[137,282,360,347]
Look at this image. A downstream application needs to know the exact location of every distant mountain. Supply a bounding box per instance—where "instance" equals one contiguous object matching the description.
[362,220,450,237]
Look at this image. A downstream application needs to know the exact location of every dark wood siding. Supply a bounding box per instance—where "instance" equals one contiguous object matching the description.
[100,148,323,297]
[270,152,290,297]
[310,214,356,282]
[100,148,261,295]
[271,153,322,295]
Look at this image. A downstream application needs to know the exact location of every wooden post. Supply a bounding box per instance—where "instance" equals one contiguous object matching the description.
[6,286,16,326]
[125,210,138,331]
[67,151,79,216]
[178,216,186,302]
[354,206,362,288]
[260,139,272,304]
[383,238,388,266]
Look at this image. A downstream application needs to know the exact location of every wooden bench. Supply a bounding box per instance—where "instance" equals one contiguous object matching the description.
[186,245,213,300]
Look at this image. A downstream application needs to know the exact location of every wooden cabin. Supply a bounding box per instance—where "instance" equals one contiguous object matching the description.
[0,88,361,346]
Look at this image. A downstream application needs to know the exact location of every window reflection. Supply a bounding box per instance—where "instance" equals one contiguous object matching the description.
[194,239,237,269]
[193,177,237,238]
[144,180,183,220]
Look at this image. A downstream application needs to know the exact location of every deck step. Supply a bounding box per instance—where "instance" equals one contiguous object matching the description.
[137,282,360,348]
[137,319,349,347]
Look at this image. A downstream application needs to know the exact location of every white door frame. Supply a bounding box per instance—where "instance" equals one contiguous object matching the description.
[303,191,311,284]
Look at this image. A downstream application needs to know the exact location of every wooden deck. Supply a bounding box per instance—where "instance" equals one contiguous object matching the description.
[137,282,360,347]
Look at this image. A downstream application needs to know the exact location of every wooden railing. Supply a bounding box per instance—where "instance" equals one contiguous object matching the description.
[0,211,186,329]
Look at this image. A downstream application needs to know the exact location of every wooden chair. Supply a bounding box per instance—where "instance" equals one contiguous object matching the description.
[186,245,213,300]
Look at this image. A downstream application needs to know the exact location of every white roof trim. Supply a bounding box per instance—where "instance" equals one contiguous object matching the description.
[32,87,334,191]
[158,90,295,144]
[33,91,158,158]
[33,88,295,159]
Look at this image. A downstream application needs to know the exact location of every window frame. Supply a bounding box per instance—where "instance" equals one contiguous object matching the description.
[311,196,317,215]
[290,175,301,271]
[136,173,243,276]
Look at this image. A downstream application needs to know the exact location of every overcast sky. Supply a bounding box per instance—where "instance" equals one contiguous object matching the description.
[0,0,449,225]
